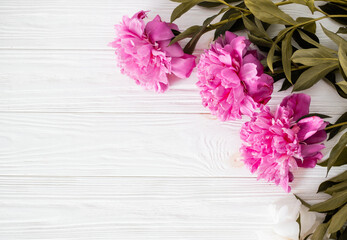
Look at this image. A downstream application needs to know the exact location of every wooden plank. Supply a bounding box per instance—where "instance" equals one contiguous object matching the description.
[0,49,345,114]
[0,112,344,177]
[0,0,341,50]
[0,176,332,239]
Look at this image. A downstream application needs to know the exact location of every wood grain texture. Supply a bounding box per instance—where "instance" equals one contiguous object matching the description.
[0,176,332,240]
[0,49,346,114]
[0,0,346,239]
[0,0,342,50]
[0,112,344,178]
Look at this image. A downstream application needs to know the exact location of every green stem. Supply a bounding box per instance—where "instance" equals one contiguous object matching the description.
[216,0,250,13]
[265,66,309,75]
[325,122,347,130]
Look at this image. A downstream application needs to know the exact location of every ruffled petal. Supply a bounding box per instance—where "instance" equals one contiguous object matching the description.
[171,54,196,78]
[280,93,311,121]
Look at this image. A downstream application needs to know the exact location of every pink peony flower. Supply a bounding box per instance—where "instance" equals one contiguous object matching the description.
[196,31,273,121]
[240,93,328,192]
[110,11,196,92]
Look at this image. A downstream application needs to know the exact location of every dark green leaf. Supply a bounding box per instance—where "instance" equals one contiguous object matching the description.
[171,0,202,22]
[198,0,241,8]
[338,44,347,78]
[319,147,347,168]
[328,112,347,140]
[321,24,347,47]
[248,34,274,50]
[337,81,347,94]
[325,179,347,195]
[327,132,347,173]
[213,8,240,39]
[184,8,227,54]
[328,204,347,234]
[282,29,295,84]
[297,113,331,122]
[318,171,347,193]
[244,0,297,25]
[319,2,347,25]
[324,73,347,99]
[298,30,336,54]
[293,29,319,49]
[338,226,347,240]
[293,62,339,91]
[267,28,292,72]
[290,0,315,13]
[242,16,269,39]
[311,222,329,240]
[303,233,312,240]
[292,48,338,66]
[296,17,316,33]
[294,194,311,208]
[296,213,301,239]
[170,25,201,45]
[337,27,347,34]
[310,190,347,212]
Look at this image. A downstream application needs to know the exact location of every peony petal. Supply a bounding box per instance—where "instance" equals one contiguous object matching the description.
[304,129,327,144]
[157,40,184,57]
[145,17,175,42]
[296,116,325,141]
[280,93,311,121]
[300,144,325,158]
[171,54,196,78]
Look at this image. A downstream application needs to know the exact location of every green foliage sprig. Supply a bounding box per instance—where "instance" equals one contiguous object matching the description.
[169,0,347,97]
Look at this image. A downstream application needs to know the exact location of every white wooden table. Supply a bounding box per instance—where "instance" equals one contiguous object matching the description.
[0,1,346,239]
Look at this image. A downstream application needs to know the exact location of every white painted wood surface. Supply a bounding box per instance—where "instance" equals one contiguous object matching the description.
[0,0,346,239]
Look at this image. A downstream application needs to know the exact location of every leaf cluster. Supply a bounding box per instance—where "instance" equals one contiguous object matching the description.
[169,0,347,96]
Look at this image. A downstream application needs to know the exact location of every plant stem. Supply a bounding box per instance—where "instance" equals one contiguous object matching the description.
[216,0,250,13]
[265,66,309,75]
[325,122,347,130]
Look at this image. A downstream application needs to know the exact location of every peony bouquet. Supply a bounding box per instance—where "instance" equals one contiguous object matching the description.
[111,0,347,238]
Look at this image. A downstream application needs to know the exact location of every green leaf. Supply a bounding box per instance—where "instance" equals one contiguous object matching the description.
[338,44,347,78]
[294,194,311,208]
[170,25,201,45]
[319,147,347,168]
[311,222,329,240]
[338,227,347,240]
[244,0,297,25]
[297,113,331,122]
[248,34,275,49]
[293,62,339,91]
[298,30,337,54]
[296,213,301,239]
[213,6,242,39]
[327,132,347,173]
[282,29,295,84]
[171,0,202,22]
[337,27,347,34]
[328,112,347,140]
[310,190,347,212]
[337,81,347,94]
[267,28,292,72]
[303,233,312,240]
[289,0,315,13]
[242,16,269,39]
[319,2,347,25]
[296,17,316,33]
[318,171,347,193]
[325,180,347,195]
[321,24,347,47]
[292,48,338,66]
[183,8,227,54]
[328,204,347,234]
